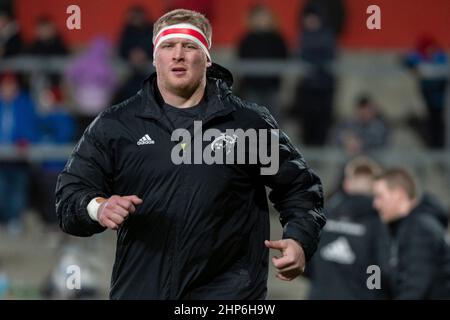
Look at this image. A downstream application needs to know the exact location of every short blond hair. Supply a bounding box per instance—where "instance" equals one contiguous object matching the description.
[375,168,417,200]
[345,156,381,180]
[153,9,212,46]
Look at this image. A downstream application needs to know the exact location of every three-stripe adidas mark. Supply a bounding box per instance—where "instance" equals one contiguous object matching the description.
[137,134,155,145]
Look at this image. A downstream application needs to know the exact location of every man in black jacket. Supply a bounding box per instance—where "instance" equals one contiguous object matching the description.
[306,156,389,299]
[55,9,325,299]
[373,168,450,299]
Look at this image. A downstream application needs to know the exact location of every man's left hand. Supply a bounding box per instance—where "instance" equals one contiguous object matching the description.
[264,239,306,281]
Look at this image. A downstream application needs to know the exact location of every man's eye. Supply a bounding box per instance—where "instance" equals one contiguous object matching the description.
[186,44,198,49]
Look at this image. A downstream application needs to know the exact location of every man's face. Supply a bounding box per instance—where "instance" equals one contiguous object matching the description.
[36,23,56,41]
[373,180,401,223]
[0,77,19,102]
[357,104,376,122]
[154,37,210,96]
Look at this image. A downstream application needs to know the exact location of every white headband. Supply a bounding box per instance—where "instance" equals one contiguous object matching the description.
[153,23,211,61]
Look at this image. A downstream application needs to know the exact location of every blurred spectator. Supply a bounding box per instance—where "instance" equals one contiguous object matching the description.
[306,156,389,299]
[28,16,69,98]
[28,16,68,56]
[294,67,335,146]
[301,0,346,37]
[118,5,153,61]
[0,10,22,58]
[373,168,450,299]
[32,86,75,228]
[237,4,288,122]
[293,5,337,146]
[65,37,118,138]
[114,47,152,103]
[404,35,448,149]
[0,73,39,234]
[298,5,337,66]
[332,95,390,155]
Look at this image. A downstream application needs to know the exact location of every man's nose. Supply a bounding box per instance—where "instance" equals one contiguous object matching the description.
[172,44,185,61]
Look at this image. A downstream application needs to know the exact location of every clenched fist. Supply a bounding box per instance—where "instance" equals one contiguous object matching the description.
[96,195,143,230]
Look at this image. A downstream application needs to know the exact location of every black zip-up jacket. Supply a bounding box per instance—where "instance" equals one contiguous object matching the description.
[306,192,389,299]
[55,64,325,299]
[387,197,450,299]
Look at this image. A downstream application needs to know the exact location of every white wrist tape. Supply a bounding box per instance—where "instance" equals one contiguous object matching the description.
[87,197,103,222]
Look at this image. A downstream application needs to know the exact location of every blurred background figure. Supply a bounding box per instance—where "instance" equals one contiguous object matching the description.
[0,10,22,58]
[27,16,68,56]
[404,35,449,149]
[0,73,39,235]
[27,16,68,105]
[373,168,450,299]
[114,46,152,103]
[65,37,118,138]
[237,4,288,122]
[118,5,154,61]
[293,0,345,146]
[31,85,75,229]
[298,0,340,66]
[305,156,389,299]
[332,95,390,156]
[302,0,346,37]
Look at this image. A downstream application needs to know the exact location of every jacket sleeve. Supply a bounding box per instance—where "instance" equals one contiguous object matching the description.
[256,107,326,261]
[55,115,114,237]
[394,216,441,299]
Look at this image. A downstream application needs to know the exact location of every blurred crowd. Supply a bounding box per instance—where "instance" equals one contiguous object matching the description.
[0,0,449,299]
[305,156,450,299]
[0,5,156,235]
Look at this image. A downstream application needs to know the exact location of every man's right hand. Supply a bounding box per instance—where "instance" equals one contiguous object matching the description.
[97,195,143,230]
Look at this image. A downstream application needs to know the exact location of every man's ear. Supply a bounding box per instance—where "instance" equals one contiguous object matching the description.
[206,60,212,67]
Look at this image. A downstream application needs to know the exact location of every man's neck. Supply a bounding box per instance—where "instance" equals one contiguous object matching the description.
[157,79,206,109]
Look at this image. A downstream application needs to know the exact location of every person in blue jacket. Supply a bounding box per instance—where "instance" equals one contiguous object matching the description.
[0,73,39,234]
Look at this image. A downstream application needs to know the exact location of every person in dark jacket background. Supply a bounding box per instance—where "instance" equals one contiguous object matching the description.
[373,168,450,299]
[27,16,68,56]
[55,9,325,299]
[118,5,154,61]
[418,192,449,229]
[0,10,22,58]
[237,4,288,122]
[306,156,389,299]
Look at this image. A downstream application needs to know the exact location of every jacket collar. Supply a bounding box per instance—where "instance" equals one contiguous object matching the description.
[135,64,235,125]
